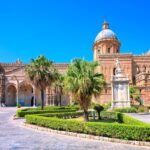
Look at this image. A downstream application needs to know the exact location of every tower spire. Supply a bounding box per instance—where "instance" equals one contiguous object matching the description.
[102,19,109,30]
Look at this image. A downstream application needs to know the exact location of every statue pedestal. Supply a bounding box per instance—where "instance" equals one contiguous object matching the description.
[111,59,130,109]
[111,81,130,109]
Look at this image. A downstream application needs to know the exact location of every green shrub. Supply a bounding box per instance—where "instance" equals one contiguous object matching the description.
[85,122,150,141]
[117,113,149,126]
[25,114,150,141]
[103,102,111,110]
[137,105,149,113]
[17,107,78,117]
[93,105,104,120]
[38,111,84,118]
[26,115,85,133]
[29,106,79,111]
[100,111,148,126]
[114,107,137,113]
[17,103,21,108]
[101,111,118,121]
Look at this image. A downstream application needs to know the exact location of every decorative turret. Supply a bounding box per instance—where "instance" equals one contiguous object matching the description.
[16,58,22,65]
[93,20,121,61]
[102,20,109,30]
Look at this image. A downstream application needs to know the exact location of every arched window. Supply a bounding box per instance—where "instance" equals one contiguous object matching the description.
[107,48,110,53]
[136,65,140,74]
[0,65,4,75]
[133,76,136,84]
[98,49,101,55]
[113,68,116,75]
[143,65,146,72]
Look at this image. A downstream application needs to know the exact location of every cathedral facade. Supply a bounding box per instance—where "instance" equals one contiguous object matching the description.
[93,20,150,106]
[1,20,150,106]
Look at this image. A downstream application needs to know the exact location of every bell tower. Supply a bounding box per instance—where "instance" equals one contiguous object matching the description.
[93,20,121,61]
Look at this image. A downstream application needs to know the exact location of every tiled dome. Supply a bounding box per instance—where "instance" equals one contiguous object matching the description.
[95,29,117,42]
[94,20,118,43]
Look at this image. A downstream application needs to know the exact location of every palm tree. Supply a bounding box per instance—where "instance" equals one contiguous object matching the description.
[53,73,64,106]
[25,55,57,110]
[64,59,106,121]
[129,85,142,105]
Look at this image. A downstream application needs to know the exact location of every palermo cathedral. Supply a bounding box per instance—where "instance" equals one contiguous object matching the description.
[1,20,150,106]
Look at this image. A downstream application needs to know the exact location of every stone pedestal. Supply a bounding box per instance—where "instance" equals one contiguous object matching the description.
[111,59,130,109]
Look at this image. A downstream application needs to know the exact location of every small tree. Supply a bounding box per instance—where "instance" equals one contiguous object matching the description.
[93,104,104,120]
[129,86,142,105]
[25,55,57,110]
[64,59,106,121]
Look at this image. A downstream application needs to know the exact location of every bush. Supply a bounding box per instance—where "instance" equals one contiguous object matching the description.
[100,111,148,126]
[17,107,78,117]
[25,114,150,141]
[93,105,104,120]
[85,122,150,141]
[26,115,85,133]
[137,105,149,113]
[117,112,149,126]
[114,107,137,113]
[38,111,84,118]
[103,102,111,110]
[101,111,119,121]
[17,103,21,108]
[29,106,79,111]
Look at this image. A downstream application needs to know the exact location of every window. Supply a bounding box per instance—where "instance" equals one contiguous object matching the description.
[98,49,101,55]
[113,68,116,75]
[107,48,110,53]
[117,49,119,53]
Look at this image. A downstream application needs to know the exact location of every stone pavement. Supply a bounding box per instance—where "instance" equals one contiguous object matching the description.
[0,107,149,150]
[126,113,150,124]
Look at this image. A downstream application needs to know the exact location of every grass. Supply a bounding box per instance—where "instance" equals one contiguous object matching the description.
[68,116,118,123]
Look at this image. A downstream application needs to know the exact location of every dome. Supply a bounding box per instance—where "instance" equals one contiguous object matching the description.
[94,29,117,42]
[94,20,118,43]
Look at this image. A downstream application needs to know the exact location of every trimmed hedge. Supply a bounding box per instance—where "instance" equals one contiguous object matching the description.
[101,111,119,121]
[38,111,84,118]
[17,107,78,117]
[137,105,149,113]
[117,113,149,126]
[32,105,80,110]
[100,111,148,126]
[25,114,150,141]
[114,107,137,113]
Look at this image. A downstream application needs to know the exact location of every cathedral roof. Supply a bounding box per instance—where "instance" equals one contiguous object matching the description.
[94,20,117,43]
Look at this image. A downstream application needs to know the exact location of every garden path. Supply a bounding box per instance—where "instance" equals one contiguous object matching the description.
[126,113,150,124]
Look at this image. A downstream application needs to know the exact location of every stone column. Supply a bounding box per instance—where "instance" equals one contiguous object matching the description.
[111,79,114,108]
[33,86,36,107]
[127,83,130,106]
[16,85,19,106]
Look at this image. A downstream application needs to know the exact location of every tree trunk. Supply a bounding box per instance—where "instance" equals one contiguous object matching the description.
[59,94,61,106]
[98,112,101,120]
[83,109,89,122]
[41,89,44,110]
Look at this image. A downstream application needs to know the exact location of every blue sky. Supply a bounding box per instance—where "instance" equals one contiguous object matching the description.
[0,0,149,63]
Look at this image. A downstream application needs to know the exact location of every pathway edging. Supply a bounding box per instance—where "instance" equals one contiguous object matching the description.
[24,123,150,147]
